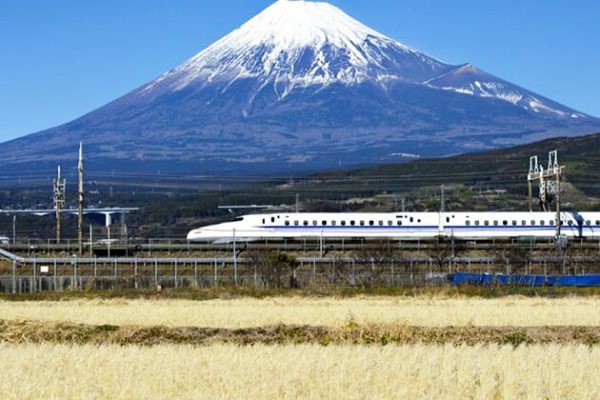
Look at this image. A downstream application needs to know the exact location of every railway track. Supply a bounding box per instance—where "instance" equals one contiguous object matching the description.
[5,236,600,257]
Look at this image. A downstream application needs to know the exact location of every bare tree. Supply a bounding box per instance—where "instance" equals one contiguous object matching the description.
[352,239,395,287]
[247,251,299,289]
[427,236,464,273]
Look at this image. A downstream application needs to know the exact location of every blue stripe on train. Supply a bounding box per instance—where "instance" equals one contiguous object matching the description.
[258,225,596,230]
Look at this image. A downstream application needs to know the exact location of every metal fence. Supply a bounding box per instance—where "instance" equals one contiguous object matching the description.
[1,253,599,293]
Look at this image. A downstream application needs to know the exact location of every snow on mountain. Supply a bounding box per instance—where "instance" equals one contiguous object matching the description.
[140,0,451,99]
[135,0,584,120]
[425,63,586,118]
[0,0,598,176]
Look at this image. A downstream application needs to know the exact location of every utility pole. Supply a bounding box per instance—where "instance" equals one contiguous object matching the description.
[106,214,111,258]
[232,228,238,285]
[548,151,563,238]
[121,213,128,243]
[539,165,547,211]
[89,224,93,257]
[440,184,446,212]
[78,142,84,255]
[527,156,538,212]
[53,165,66,244]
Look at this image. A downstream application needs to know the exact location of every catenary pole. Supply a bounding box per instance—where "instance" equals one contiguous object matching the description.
[78,142,84,255]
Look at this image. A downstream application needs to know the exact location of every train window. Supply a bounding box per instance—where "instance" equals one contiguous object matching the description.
[410,217,414,223]
[322,221,327,226]
[484,221,489,226]
[596,220,600,226]
[331,221,337,226]
[540,220,545,226]
[360,221,365,226]
[341,221,346,226]
[493,220,499,226]
[397,221,402,226]
[522,220,526,226]
[512,221,517,226]
[294,221,299,226]
[379,221,384,226]
[466,220,471,226]
[446,217,450,223]
[369,221,374,226]
[271,217,275,223]
[285,221,290,226]
[475,221,480,226]
[560,221,564,226]
[303,221,309,226]
[418,219,422,223]
[568,221,573,226]
[262,219,265,224]
[586,220,591,226]
[350,221,355,226]
[388,221,393,226]
[502,220,508,226]
[313,221,318,226]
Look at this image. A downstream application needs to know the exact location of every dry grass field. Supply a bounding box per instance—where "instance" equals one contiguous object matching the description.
[1,296,600,328]
[1,294,599,399]
[0,343,599,400]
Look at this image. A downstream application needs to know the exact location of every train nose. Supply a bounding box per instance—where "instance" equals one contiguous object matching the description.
[187,229,203,241]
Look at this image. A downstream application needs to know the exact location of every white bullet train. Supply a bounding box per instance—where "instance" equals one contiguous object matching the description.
[187,211,600,243]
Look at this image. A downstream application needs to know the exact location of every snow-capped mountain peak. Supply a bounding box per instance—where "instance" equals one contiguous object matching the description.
[141,0,450,97]
[217,0,390,52]
[135,0,593,120]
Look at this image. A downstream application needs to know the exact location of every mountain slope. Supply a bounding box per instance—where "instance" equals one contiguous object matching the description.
[320,132,600,188]
[425,63,585,118]
[1,0,599,176]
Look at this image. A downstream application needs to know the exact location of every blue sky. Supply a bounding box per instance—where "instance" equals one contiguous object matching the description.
[0,0,598,142]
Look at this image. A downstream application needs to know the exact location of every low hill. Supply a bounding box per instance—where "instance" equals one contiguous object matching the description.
[129,132,600,237]
[312,132,600,198]
[1,132,598,239]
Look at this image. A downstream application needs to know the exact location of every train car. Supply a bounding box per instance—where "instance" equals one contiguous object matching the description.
[187,211,600,243]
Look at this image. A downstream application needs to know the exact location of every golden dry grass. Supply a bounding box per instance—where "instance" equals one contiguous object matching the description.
[1,296,600,328]
[0,343,598,399]
[2,296,599,399]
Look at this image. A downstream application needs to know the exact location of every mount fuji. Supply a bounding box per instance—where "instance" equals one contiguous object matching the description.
[2,0,599,176]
